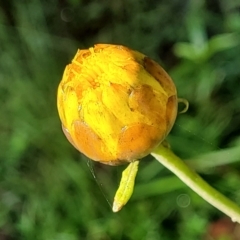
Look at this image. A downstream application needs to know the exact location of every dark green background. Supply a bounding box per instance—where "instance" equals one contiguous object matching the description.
[1,0,240,239]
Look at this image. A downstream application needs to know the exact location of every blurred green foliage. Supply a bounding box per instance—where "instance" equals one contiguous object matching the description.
[0,0,240,239]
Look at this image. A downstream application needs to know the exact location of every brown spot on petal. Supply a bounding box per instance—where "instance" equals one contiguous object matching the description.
[72,120,115,163]
[143,57,176,97]
[128,84,166,126]
[117,123,164,161]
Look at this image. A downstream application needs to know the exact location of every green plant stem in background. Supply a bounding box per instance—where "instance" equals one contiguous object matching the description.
[185,146,240,171]
[151,144,240,223]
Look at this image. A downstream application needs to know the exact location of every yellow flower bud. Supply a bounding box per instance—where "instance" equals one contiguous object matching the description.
[57,44,177,165]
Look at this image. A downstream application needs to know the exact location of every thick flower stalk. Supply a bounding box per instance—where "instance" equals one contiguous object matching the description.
[57,44,177,165]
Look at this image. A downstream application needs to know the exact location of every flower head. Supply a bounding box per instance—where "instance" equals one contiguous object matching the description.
[57,44,177,165]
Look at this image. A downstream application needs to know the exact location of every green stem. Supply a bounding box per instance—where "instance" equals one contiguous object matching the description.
[151,144,240,223]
